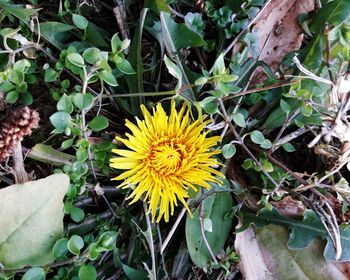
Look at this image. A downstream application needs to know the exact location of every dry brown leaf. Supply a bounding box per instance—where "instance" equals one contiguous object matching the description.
[253,0,314,73]
[271,196,305,218]
[235,225,350,280]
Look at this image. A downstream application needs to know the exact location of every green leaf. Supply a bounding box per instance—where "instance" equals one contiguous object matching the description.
[164,55,182,91]
[125,8,148,102]
[310,0,350,33]
[212,54,226,76]
[160,12,200,101]
[186,191,233,267]
[0,174,70,269]
[57,94,73,113]
[261,159,273,172]
[260,139,272,149]
[261,99,299,130]
[84,22,109,48]
[52,238,68,259]
[233,112,246,128]
[61,138,74,150]
[242,208,350,261]
[116,59,136,75]
[67,53,85,68]
[184,12,205,37]
[83,47,101,65]
[203,101,218,114]
[28,144,75,166]
[250,130,265,145]
[5,90,19,104]
[222,143,236,159]
[97,231,118,250]
[76,146,88,162]
[70,207,85,223]
[280,99,291,114]
[67,235,84,255]
[113,247,148,280]
[195,77,208,86]
[0,4,40,23]
[50,112,71,132]
[100,70,118,86]
[111,33,122,54]
[282,143,296,152]
[22,91,33,105]
[160,12,204,49]
[22,267,45,280]
[72,14,88,30]
[79,264,97,280]
[0,81,15,93]
[88,116,109,131]
[72,93,94,111]
[39,22,75,49]
[88,244,100,261]
[303,33,323,70]
[44,68,58,83]
[122,265,148,280]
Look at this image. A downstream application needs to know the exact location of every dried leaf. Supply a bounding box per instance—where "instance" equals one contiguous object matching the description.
[253,0,314,72]
[235,225,350,280]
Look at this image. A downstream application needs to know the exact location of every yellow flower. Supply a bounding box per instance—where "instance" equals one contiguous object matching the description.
[110,101,223,222]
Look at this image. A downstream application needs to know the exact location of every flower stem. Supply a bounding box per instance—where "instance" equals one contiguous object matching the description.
[143,203,157,280]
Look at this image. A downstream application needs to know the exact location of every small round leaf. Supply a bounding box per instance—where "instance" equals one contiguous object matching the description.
[67,53,85,68]
[22,267,45,280]
[79,264,97,280]
[222,143,236,159]
[88,116,109,131]
[67,235,84,255]
[72,14,88,30]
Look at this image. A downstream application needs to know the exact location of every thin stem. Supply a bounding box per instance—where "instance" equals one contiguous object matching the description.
[160,208,186,254]
[199,196,218,265]
[156,224,169,279]
[143,203,157,280]
[99,90,175,99]
[273,109,301,144]
[218,99,280,191]
[219,0,274,58]
[222,80,296,101]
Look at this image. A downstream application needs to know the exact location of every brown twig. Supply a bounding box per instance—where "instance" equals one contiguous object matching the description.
[113,0,130,43]
[12,142,28,184]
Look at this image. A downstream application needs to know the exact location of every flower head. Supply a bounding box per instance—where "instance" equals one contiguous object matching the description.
[110,101,223,222]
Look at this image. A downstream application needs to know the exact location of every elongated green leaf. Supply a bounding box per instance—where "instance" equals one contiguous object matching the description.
[125,8,149,114]
[127,8,148,93]
[160,12,205,50]
[0,174,70,269]
[310,0,350,33]
[27,144,75,166]
[164,55,182,91]
[0,3,40,23]
[303,33,323,70]
[39,22,75,49]
[84,22,108,48]
[242,208,350,261]
[186,191,233,267]
[160,12,204,101]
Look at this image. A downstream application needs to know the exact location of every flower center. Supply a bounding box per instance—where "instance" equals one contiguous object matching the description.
[153,145,181,172]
